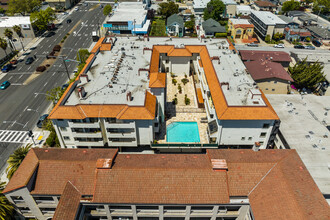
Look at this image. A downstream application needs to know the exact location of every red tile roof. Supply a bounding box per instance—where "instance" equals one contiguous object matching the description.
[254,0,276,7]
[53,181,81,220]
[234,24,254,29]
[244,60,294,82]
[239,50,292,63]
[149,72,166,88]
[4,149,330,219]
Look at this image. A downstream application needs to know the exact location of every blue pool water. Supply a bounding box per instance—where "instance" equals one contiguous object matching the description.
[166,122,200,143]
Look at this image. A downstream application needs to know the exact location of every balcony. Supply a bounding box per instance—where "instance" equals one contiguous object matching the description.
[72,131,103,138]
[74,140,104,147]
[69,121,100,128]
[105,121,135,128]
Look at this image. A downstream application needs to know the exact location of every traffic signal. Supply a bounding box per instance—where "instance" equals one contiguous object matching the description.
[28,130,33,137]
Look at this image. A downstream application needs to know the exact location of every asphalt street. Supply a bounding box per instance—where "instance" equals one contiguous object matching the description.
[0,3,105,174]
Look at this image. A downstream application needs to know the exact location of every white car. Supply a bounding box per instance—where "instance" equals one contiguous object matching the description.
[74,7,79,11]
[274,44,284,48]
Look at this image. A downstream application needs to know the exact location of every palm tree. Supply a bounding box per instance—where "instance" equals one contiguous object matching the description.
[0,182,14,220]
[0,37,8,57]
[6,144,31,180]
[3,28,15,51]
[13,25,24,51]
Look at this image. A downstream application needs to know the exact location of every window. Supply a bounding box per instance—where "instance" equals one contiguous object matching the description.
[260,132,267,138]
[248,137,252,140]
[166,59,169,64]
[259,141,264,145]
[63,136,70,140]
[263,123,270,129]
[109,138,136,142]
[107,128,134,133]
[241,137,245,140]
[60,127,67,131]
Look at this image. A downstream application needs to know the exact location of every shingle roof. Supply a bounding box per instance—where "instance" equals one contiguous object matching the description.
[306,26,330,39]
[202,18,226,33]
[239,50,292,63]
[244,60,294,82]
[53,181,81,220]
[167,14,184,28]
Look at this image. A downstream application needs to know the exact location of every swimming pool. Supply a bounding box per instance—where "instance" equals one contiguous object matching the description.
[166,122,200,143]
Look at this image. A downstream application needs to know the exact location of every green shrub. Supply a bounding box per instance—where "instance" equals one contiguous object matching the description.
[215,32,227,38]
[184,94,190,105]
[172,78,177,85]
[172,97,178,105]
[171,73,175,78]
[181,78,189,85]
[178,84,182,93]
[305,37,311,42]
[46,131,56,147]
[265,35,271,43]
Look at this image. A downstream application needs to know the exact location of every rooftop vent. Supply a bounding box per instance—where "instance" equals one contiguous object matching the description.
[252,142,261,152]
[96,158,113,169]
[211,159,228,171]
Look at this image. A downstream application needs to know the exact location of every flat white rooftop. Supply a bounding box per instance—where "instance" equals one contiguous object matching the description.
[230,18,251,25]
[267,94,330,197]
[108,2,147,25]
[193,0,209,9]
[0,17,31,27]
[251,10,287,26]
[65,37,267,107]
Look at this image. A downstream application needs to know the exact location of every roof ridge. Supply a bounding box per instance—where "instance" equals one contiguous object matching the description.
[67,180,82,194]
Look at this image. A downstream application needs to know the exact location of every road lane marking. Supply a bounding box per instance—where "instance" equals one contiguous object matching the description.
[23,106,28,111]
[43,82,48,87]
[8,76,13,80]
[18,75,23,79]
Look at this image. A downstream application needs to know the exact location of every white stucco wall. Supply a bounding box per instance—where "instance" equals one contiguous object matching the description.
[169,57,190,75]
[135,120,154,145]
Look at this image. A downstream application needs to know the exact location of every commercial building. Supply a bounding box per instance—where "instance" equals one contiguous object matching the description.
[46,0,78,10]
[250,10,287,39]
[48,37,279,149]
[228,18,254,40]
[3,148,330,220]
[267,94,330,203]
[103,2,150,35]
[239,50,292,67]
[244,59,293,94]
[236,5,252,16]
[0,17,35,39]
[166,14,185,37]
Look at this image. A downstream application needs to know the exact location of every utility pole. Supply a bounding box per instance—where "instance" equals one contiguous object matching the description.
[46,55,71,80]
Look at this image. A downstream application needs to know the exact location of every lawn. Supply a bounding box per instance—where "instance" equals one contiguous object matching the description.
[150,17,167,37]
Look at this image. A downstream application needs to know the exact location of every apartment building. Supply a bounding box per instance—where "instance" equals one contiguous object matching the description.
[250,10,286,39]
[103,2,150,35]
[3,148,330,220]
[49,37,280,149]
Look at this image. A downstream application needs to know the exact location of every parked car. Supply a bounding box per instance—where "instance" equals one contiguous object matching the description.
[66,19,72,24]
[61,83,69,90]
[304,45,315,50]
[247,43,259,47]
[274,44,284,48]
[294,45,305,49]
[0,81,10,90]
[25,57,34,65]
[10,59,18,65]
[1,64,13,72]
[45,31,55,37]
[37,114,49,128]
[312,40,322,47]
[74,7,79,11]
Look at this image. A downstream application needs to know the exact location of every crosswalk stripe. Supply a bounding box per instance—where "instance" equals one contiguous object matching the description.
[0,130,37,143]
[7,131,19,142]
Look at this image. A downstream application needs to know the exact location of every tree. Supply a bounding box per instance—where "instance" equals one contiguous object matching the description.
[77,49,90,63]
[0,182,14,220]
[313,0,330,15]
[8,0,41,16]
[158,2,179,18]
[203,0,225,22]
[3,28,15,51]
[6,144,31,180]
[0,37,8,57]
[289,58,325,90]
[46,87,63,105]
[13,25,24,51]
[147,9,155,20]
[282,0,300,13]
[265,34,271,43]
[103,4,112,16]
[0,8,5,14]
[30,7,56,31]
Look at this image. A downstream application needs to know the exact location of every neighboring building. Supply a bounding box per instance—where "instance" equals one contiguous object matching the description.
[244,59,293,94]
[283,27,312,41]
[236,5,252,16]
[0,17,35,39]
[3,148,330,220]
[201,18,226,37]
[180,8,193,21]
[166,14,185,37]
[222,0,237,18]
[239,50,292,67]
[228,18,254,40]
[0,0,9,11]
[250,10,287,38]
[192,0,209,16]
[267,94,330,203]
[278,15,299,28]
[46,0,77,10]
[48,37,279,149]
[252,0,277,12]
[306,26,330,40]
[291,51,330,95]
[103,2,150,35]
